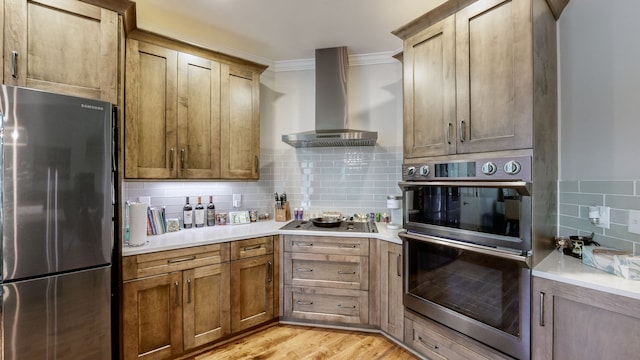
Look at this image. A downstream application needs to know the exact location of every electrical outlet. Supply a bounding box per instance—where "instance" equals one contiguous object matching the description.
[595,206,610,229]
[628,210,640,234]
[233,194,241,208]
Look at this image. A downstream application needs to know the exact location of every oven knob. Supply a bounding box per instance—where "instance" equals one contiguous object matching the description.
[406,166,416,177]
[481,162,497,175]
[504,160,522,175]
[419,165,430,177]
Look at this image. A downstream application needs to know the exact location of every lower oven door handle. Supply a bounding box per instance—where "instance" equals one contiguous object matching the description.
[399,232,531,268]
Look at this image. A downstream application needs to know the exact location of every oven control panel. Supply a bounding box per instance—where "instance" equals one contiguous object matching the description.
[403,156,531,181]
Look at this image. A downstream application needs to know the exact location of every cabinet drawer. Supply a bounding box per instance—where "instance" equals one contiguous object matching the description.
[284,285,368,325]
[123,243,230,280]
[231,236,273,260]
[284,252,369,290]
[284,235,369,256]
[404,311,511,360]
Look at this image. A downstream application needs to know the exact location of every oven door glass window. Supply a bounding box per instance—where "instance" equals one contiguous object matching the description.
[406,238,523,337]
[405,186,522,237]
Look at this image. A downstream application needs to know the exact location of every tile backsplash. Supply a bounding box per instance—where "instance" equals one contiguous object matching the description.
[559,180,640,254]
[123,145,403,222]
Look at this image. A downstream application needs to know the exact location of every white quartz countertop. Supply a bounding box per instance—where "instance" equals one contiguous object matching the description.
[122,220,403,256]
[533,250,640,301]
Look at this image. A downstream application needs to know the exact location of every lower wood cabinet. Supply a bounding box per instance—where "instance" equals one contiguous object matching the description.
[404,310,512,360]
[532,276,640,360]
[380,241,404,341]
[122,237,276,359]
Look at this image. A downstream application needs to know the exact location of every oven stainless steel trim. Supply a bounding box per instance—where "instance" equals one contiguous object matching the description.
[398,180,531,196]
[401,231,532,360]
[400,231,531,268]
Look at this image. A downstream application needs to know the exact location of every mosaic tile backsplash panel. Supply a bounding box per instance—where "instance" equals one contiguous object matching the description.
[123,146,403,222]
[559,180,640,254]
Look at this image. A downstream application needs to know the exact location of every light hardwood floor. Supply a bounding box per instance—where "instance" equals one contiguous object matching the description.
[189,324,418,359]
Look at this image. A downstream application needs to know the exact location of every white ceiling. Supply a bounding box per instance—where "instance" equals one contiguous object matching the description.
[133,0,446,66]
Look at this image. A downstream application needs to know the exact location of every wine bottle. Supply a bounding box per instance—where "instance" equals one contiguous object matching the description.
[195,196,205,228]
[183,196,193,229]
[207,196,216,226]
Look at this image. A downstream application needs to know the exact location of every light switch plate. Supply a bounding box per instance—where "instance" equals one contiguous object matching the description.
[628,210,640,234]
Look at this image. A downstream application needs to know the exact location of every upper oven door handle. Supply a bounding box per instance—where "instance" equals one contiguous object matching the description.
[398,181,531,196]
[399,232,531,268]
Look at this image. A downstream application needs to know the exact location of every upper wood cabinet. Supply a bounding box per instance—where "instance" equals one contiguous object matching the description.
[4,0,119,104]
[395,0,558,159]
[124,30,266,180]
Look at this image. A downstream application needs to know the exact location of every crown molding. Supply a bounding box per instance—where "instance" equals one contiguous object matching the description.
[271,49,402,73]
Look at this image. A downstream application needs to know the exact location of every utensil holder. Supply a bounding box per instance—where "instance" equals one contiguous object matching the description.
[275,203,291,222]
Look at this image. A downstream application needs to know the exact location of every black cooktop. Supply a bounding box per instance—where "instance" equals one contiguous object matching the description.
[280,220,378,233]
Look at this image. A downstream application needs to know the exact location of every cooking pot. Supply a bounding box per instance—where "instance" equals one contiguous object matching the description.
[310,217,343,228]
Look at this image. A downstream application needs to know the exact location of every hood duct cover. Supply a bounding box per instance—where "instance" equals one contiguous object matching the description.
[282,47,378,148]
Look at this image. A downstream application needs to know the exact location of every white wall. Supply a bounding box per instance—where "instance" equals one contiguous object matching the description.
[559,0,640,181]
[558,0,640,253]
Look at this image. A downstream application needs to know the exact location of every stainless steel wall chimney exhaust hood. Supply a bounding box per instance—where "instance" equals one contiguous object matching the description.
[282,47,378,148]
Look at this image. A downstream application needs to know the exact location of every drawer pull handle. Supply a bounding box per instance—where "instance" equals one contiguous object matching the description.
[417,335,439,350]
[187,278,192,303]
[296,243,313,247]
[295,268,313,272]
[267,261,273,283]
[337,270,356,275]
[296,300,313,305]
[337,304,356,309]
[243,244,262,251]
[338,244,357,248]
[11,51,18,79]
[539,291,546,326]
[168,256,196,264]
[174,281,180,306]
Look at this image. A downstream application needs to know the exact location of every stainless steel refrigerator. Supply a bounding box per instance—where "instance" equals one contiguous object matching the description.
[0,85,113,359]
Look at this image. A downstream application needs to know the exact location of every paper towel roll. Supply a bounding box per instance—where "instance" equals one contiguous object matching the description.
[129,202,148,247]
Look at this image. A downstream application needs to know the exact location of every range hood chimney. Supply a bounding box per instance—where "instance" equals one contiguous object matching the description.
[281,47,378,148]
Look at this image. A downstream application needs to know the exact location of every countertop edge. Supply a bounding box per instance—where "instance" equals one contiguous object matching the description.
[122,221,402,256]
[533,251,640,301]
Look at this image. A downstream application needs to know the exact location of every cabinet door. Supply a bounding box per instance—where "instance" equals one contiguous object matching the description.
[4,0,118,103]
[220,64,260,180]
[183,263,230,350]
[455,0,533,153]
[177,53,221,178]
[230,254,274,332]
[403,15,456,158]
[125,40,178,178]
[532,277,640,360]
[380,242,404,341]
[122,272,183,360]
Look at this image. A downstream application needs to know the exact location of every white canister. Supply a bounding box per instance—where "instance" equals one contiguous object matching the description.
[128,202,148,247]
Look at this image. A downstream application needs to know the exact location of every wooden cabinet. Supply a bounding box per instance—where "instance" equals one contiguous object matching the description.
[122,244,231,360]
[4,0,119,103]
[124,30,266,180]
[395,0,557,159]
[283,235,371,326]
[532,276,640,360]
[404,310,512,360]
[230,236,275,333]
[380,242,404,341]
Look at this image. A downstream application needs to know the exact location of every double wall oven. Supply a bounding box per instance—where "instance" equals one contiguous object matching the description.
[399,156,532,360]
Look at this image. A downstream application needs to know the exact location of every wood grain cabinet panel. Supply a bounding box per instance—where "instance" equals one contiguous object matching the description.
[124,31,266,180]
[397,0,557,158]
[380,242,404,341]
[123,272,183,360]
[532,276,640,360]
[230,253,275,333]
[4,0,119,103]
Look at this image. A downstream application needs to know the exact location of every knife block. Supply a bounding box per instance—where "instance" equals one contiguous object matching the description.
[275,203,291,222]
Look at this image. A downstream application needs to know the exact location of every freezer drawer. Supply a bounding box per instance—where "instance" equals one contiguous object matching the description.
[1,266,111,360]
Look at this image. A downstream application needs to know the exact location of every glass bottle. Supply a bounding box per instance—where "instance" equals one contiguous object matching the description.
[207,196,216,226]
[195,196,205,228]
[183,196,193,229]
